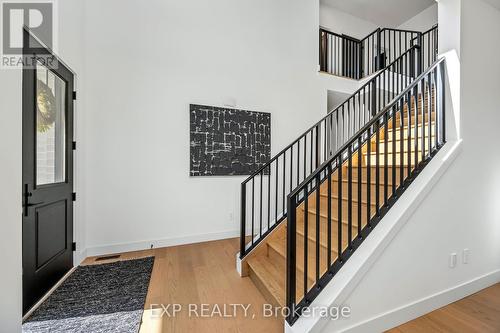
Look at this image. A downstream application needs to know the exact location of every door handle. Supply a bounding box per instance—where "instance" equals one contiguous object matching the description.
[23,184,44,216]
[26,202,45,207]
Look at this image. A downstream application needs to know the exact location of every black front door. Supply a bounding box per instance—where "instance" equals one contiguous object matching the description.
[22,30,74,314]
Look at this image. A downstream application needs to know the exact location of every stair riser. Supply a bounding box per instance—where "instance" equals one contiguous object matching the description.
[338,167,408,184]
[385,124,435,141]
[296,215,352,250]
[364,153,426,166]
[267,236,325,288]
[320,182,396,206]
[248,266,283,308]
[373,141,430,154]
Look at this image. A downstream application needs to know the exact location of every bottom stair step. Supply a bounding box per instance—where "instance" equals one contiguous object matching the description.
[247,255,285,307]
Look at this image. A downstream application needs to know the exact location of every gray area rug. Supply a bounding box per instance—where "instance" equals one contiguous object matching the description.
[23,257,154,333]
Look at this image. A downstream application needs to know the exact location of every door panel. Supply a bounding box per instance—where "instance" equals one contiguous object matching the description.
[35,200,68,269]
[22,30,74,314]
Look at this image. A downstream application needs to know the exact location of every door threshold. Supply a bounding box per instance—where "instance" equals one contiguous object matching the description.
[22,266,76,321]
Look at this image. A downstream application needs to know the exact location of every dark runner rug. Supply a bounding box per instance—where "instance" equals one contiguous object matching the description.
[23,257,154,333]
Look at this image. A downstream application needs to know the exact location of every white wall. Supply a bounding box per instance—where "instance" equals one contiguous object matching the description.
[320,3,378,39]
[82,0,326,255]
[439,0,461,58]
[0,59,23,333]
[398,3,438,32]
[318,0,500,331]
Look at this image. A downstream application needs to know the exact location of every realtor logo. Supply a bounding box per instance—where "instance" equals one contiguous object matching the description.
[1,0,57,69]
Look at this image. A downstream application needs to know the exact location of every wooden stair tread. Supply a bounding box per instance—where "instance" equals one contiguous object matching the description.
[244,87,438,311]
[247,255,285,307]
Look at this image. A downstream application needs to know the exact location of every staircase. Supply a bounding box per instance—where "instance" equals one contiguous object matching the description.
[239,25,445,326]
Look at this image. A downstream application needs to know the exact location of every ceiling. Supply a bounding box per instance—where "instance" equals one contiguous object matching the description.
[483,0,500,10]
[321,0,436,27]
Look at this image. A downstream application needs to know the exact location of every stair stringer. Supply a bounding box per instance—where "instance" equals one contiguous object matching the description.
[285,139,462,333]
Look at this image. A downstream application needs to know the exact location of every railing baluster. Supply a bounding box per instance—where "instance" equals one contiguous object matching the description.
[327,163,332,266]
[251,177,255,244]
[304,135,307,180]
[290,146,293,193]
[384,111,388,204]
[366,125,371,227]
[275,159,278,222]
[283,153,286,214]
[348,145,353,249]
[428,73,432,156]
[400,99,405,186]
[414,86,419,167]
[310,130,314,174]
[392,105,397,194]
[375,114,380,215]
[315,174,320,282]
[268,164,271,230]
[421,80,426,163]
[286,194,296,325]
[407,91,412,175]
[357,136,362,237]
[260,171,263,237]
[338,155,343,257]
[304,191,309,297]
[440,63,446,145]
[240,183,246,257]
[297,139,301,186]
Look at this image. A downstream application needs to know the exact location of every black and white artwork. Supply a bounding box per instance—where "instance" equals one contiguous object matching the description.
[190,104,271,176]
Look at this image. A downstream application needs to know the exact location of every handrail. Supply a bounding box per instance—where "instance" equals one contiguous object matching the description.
[285,55,447,325]
[240,24,439,260]
[289,57,445,198]
[242,45,418,185]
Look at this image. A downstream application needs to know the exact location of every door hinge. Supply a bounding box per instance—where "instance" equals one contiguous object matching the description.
[72,242,77,251]
[72,141,76,150]
[72,193,76,201]
[72,91,77,100]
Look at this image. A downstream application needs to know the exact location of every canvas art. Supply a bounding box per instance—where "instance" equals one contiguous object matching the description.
[190,104,271,176]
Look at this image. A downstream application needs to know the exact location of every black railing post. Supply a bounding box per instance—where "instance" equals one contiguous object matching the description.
[319,29,328,73]
[417,32,423,76]
[376,28,381,71]
[286,193,297,325]
[371,80,377,117]
[240,182,246,258]
[440,62,446,145]
[359,42,364,79]
[315,125,320,168]
[410,47,415,78]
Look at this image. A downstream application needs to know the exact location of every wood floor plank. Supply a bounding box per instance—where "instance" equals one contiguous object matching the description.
[387,283,500,333]
[84,238,284,333]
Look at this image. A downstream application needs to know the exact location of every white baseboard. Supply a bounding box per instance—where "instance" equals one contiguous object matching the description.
[340,269,500,333]
[74,248,88,265]
[85,229,240,258]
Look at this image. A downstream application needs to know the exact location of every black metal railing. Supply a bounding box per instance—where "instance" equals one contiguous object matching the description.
[422,25,439,71]
[319,27,431,79]
[240,42,434,259]
[285,57,447,325]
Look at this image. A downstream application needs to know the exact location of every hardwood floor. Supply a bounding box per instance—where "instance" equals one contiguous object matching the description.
[387,283,500,333]
[83,239,499,333]
[82,238,283,333]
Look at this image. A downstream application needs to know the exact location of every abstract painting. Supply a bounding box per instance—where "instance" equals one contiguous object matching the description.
[190,104,271,176]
